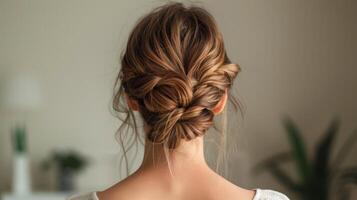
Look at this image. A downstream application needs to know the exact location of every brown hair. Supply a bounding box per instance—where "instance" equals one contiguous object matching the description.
[113,2,240,173]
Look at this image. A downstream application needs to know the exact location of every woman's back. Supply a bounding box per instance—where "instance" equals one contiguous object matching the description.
[69,185,288,200]
[69,167,289,200]
[70,190,288,200]
[96,168,254,200]
[68,143,289,200]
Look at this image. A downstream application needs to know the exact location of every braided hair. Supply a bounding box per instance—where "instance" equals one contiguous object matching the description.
[113,2,240,161]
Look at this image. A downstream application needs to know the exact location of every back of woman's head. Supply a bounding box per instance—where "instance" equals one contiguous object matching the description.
[114,2,240,150]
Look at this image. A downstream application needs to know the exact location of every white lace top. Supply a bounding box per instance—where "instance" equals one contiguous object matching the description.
[253,189,289,200]
[68,189,289,200]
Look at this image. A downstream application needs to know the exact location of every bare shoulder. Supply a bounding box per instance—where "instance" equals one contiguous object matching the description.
[253,189,290,200]
[95,172,153,200]
[95,181,136,200]
[231,186,256,200]
[212,175,255,200]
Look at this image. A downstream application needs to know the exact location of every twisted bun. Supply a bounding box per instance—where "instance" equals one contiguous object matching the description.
[116,2,240,148]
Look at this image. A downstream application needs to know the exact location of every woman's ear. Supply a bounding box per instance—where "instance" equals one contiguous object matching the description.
[212,89,228,115]
[124,93,139,111]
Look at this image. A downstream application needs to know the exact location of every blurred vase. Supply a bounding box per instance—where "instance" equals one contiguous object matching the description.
[13,153,31,194]
[1,73,42,195]
[58,168,75,191]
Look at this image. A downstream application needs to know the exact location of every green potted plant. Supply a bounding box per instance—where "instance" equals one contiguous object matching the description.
[255,117,357,200]
[42,150,88,191]
[11,125,31,194]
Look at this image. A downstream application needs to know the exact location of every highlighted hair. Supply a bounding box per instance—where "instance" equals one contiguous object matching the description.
[113,2,241,176]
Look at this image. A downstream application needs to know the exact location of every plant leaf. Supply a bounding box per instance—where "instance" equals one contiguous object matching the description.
[332,129,357,168]
[313,118,340,182]
[12,125,27,153]
[283,117,312,183]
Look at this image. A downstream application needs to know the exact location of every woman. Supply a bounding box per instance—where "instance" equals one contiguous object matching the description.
[69,2,289,200]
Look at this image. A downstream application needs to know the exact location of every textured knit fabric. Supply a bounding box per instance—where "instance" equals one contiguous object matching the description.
[253,189,290,200]
[68,189,289,200]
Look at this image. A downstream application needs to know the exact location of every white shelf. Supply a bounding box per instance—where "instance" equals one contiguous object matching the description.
[2,192,69,200]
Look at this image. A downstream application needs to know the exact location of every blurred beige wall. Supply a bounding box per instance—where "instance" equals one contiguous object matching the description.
[0,0,356,196]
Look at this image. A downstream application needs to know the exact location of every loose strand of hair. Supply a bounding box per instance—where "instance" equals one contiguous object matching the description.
[215,103,228,176]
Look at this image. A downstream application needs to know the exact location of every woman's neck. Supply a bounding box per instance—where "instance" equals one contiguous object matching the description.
[138,135,211,175]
